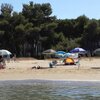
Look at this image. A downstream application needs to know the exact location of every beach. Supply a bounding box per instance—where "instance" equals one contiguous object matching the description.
[0,57,100,81]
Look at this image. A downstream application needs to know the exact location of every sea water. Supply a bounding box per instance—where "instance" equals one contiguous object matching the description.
[0,80,100,100]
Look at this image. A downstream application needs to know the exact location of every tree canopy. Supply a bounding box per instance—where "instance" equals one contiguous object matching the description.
[0,2,100,57]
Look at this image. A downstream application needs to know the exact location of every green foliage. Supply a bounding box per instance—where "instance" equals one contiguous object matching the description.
[0,30,5,35]
[22,1,52,24]
[15,24,24,32]
[67,38,81,50]
[52,32,68,51]
[1,3,13,19]
[0,2,100,57]
[41,3,52,17]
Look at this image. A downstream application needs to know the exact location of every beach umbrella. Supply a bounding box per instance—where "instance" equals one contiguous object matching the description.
[42,49,56,54]
[70,47,86,54]
[64,52,72,57]
[0,49,12,56]
[55,51,66,58]
[56,51,66,54]
[93,48,100,56]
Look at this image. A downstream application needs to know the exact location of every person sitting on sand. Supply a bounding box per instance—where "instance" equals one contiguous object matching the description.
[31,65,41,69]
[49,62,53,68]
[37,65,41,69]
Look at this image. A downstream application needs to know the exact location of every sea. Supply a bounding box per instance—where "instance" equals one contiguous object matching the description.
[0,80,100,100]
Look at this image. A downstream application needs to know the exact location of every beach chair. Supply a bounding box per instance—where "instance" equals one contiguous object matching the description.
[49,60,57,68]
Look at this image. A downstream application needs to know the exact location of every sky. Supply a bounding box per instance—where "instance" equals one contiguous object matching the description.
[0,0,100,19]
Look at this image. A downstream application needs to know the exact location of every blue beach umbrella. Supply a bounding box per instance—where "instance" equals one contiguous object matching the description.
[56,51,66,54]
[64,52,72,57]
[55,51,66,58]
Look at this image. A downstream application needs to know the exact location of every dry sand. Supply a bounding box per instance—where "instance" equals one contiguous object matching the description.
[0,57,100,81]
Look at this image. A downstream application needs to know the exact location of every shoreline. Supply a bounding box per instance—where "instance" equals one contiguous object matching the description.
[1,78,100,82]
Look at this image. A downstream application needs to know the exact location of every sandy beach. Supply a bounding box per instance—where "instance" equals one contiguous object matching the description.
[0,57,100,81]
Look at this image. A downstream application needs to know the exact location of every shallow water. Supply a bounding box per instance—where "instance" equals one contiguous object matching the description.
[0,80,100,100]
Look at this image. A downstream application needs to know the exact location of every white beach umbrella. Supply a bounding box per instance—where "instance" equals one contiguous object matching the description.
[42,49,56,54]
[0,49,12,56]
[93,48,100,56]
